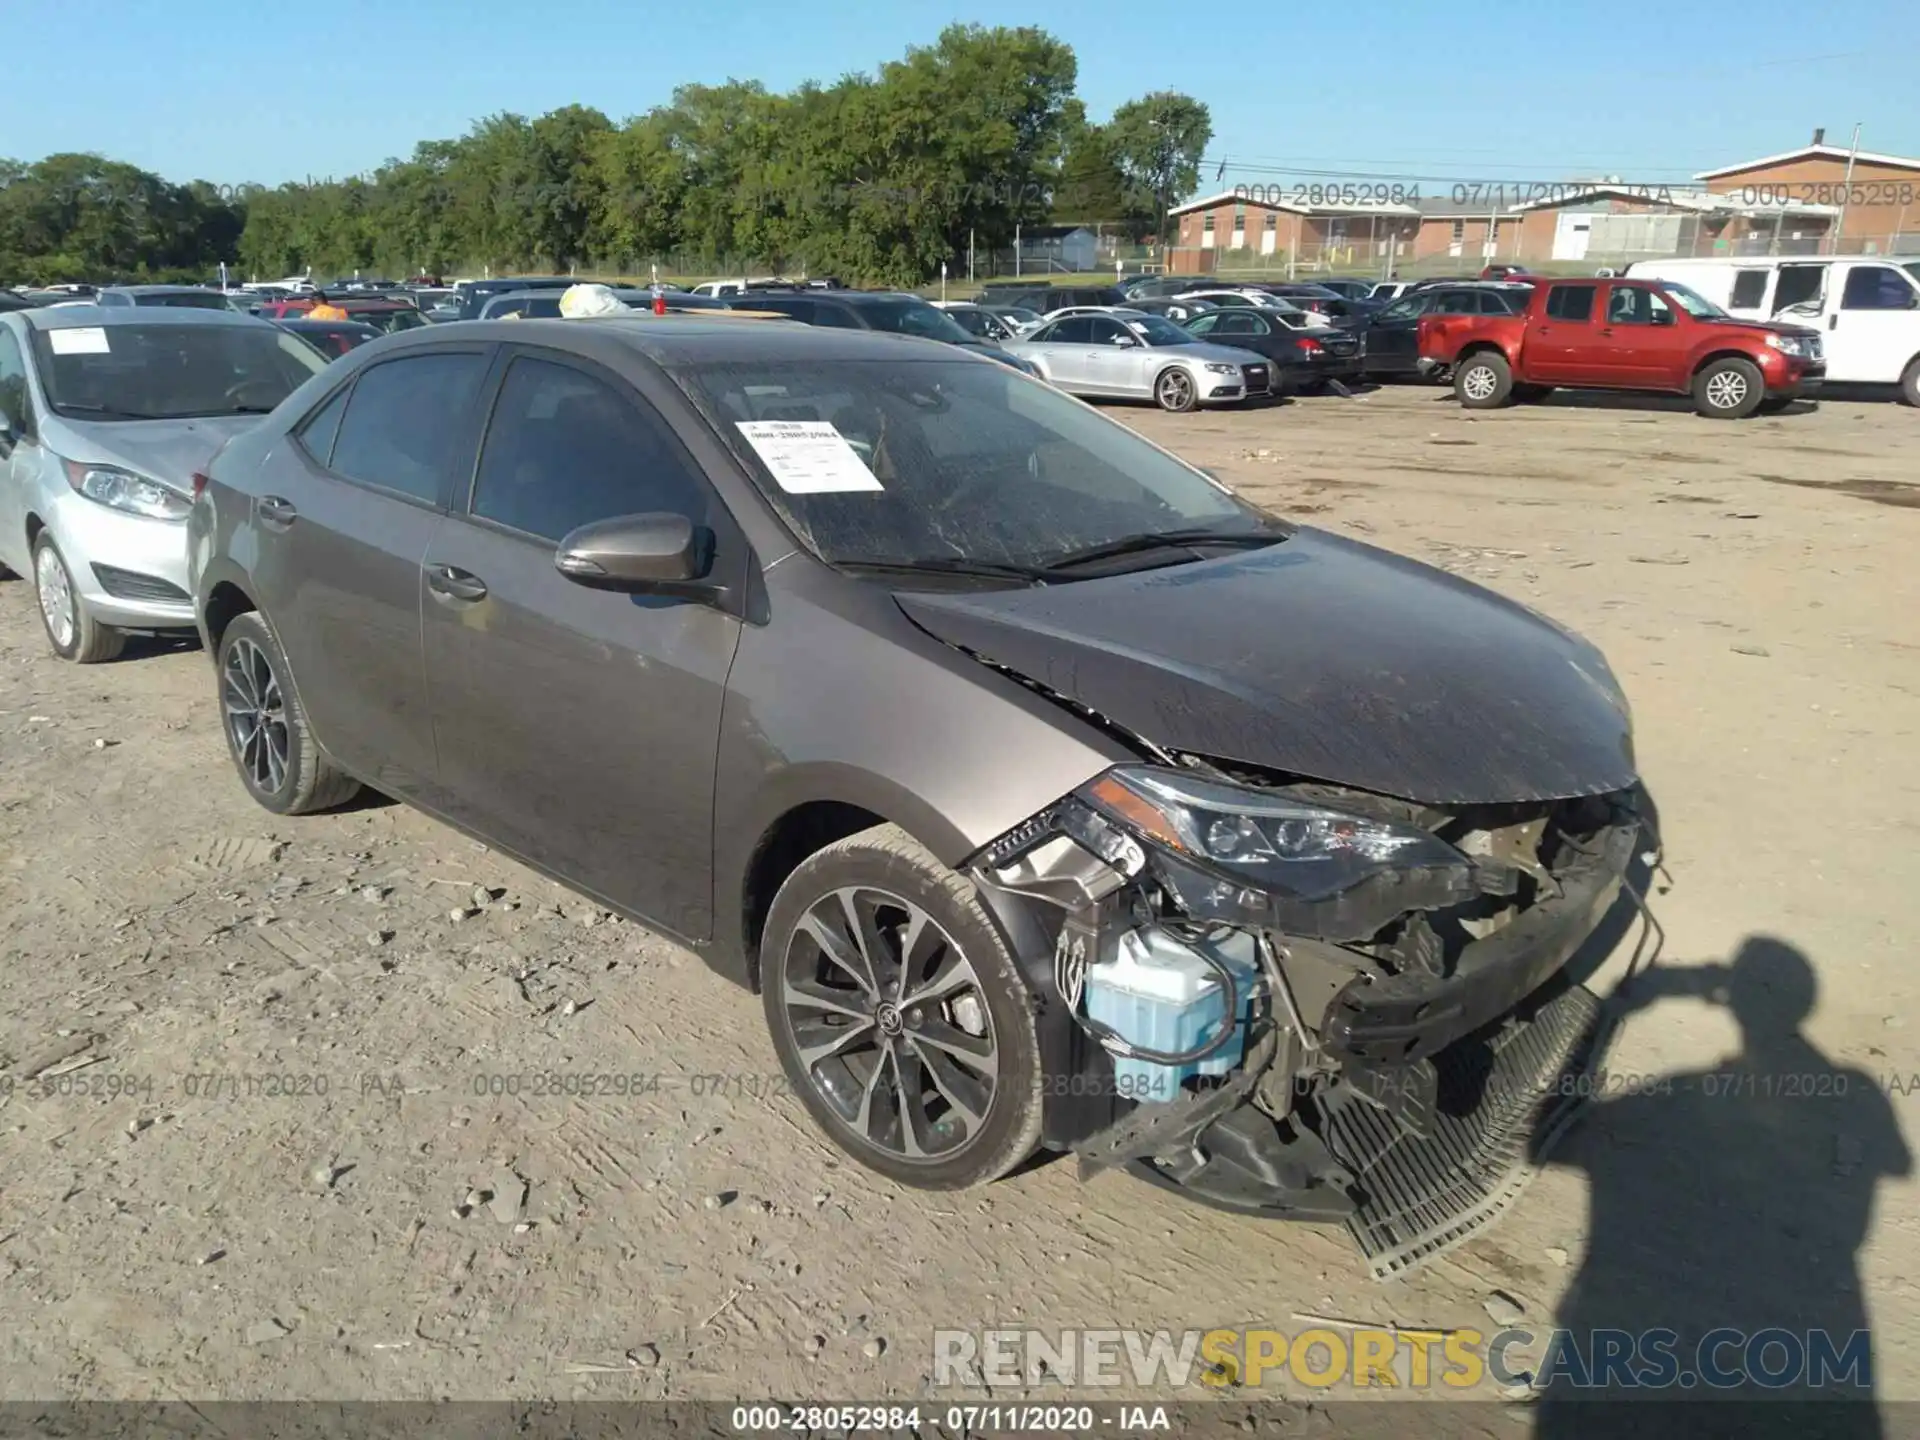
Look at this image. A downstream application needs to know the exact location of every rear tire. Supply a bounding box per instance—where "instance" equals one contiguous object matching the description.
[32,535,124,664]
[759,824,1044,1190]
[215,611,362,814]
[1900,357,1920,408]
[1454,351,1512,408]
[1692,357,1764,419]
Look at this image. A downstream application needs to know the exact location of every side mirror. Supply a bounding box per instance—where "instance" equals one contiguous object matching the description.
[555,512,714,596]
[1113,335,1139,348]
[0,410,14,445]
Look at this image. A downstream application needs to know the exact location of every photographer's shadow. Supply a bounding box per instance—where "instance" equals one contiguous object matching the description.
[1536,936,1910,1437]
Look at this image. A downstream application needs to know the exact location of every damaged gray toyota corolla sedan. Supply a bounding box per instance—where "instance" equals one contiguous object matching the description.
[190,319,1644,1274]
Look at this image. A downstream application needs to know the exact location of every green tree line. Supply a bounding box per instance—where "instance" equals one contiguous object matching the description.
[3,26,1210,289]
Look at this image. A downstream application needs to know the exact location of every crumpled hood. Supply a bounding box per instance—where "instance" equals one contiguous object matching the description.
[51,414,264,488]
[895,527,1637,805]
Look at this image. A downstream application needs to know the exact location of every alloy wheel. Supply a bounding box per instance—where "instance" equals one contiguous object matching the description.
[222,636,290,794]
[779,886,999,1162]
[1705,370,1748,410]
[1158,370,1194,409]
[1462,364,1499,402]
[34,545,75,650]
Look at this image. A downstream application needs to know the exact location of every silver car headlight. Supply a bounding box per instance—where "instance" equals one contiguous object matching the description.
[1202,362,1239,375]
[1077,766,1469,902]
[64,460,192,522]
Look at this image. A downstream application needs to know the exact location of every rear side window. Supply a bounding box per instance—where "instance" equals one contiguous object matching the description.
[1729,271,1769,308]
[1434,292,1478,314]
[327,352,488,505]
[808,304,863,329]
[1042,316,1094,343]
[470,356,708,542]
[295,384,351,465]
[1545,285,1596,322]
[1841,266,1917,310]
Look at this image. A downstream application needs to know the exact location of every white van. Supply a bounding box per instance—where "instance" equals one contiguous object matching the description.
[1626,256,1920,400]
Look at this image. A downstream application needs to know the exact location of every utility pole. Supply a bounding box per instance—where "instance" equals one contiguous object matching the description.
[1832,122,1863,255]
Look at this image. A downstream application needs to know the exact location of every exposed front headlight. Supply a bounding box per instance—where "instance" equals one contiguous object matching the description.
[1077,765,1469,902]
[63,461,191,521]
[1203,362,1239,375]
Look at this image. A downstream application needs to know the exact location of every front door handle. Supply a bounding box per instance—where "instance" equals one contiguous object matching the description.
[427,565,488,602]
[1829,315,1839,330]
[258,495,297,527]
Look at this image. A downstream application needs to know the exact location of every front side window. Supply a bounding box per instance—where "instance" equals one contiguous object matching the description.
[1378,297,1423,323]
[326,352,488,504]
[29,322,326,422]
[671,358,1268,572]
[470,357,708,541]
[1606,287,1674,325]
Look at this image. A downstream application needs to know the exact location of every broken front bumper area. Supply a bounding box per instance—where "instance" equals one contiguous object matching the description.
[973,776,1641,1275]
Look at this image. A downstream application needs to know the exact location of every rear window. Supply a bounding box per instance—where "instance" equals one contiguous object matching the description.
[1545,284,1596,322]
[135,291,232,310]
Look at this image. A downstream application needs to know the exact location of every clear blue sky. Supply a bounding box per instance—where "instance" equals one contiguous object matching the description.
[3,0,1914,191]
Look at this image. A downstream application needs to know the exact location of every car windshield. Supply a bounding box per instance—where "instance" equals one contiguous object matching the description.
[855,299,975,344]
[30,322,327,421]
[670,358,1273,571]
[1660,282,1727,319]
[135,290,231,310]
[994,307,1041,326]
[1123,315,1197,346]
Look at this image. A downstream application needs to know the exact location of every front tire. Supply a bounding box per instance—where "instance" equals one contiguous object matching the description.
[1454,351,1512,408]
[1692,357,1764,419]
[216,611,361,814]
[32,535,124,663]
[1900,357,1920,408]
[1154,366,1197,412]
[760,824,1044,1190]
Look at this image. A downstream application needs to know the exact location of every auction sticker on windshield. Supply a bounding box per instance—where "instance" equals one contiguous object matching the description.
[48,327,111,355]
[735,420,884,494]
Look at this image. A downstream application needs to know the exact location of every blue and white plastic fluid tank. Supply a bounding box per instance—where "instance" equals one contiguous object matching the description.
[1082,927,1264,1103]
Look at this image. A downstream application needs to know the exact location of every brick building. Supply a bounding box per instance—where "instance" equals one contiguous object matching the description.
[1165,190,1419,274]
[1694,138,1920,254]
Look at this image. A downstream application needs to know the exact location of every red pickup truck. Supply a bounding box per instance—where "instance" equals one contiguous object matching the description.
[1418,276,1825,418]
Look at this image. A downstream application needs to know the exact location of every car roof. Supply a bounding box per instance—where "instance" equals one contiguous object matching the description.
[22,304,275,331]
[98,284,221,296]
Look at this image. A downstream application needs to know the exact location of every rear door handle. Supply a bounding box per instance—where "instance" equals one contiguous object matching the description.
[427,564,488,602]
[1829,315,1839,330]
[258,495,297,527]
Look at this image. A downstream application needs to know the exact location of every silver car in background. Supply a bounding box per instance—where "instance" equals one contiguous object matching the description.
[1005,309,1271,411]
[0,307,326,661]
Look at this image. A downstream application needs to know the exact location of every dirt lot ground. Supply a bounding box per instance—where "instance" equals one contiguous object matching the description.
[2,381,1916,1414]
